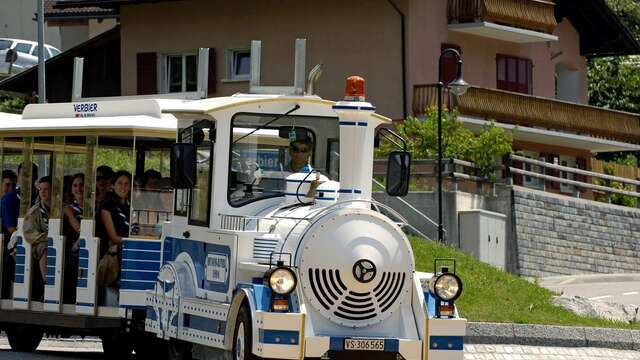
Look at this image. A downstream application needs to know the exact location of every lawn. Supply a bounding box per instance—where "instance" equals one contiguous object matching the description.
[410,236,640,329]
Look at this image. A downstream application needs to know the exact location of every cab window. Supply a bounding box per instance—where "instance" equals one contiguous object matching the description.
[228,113,338,207]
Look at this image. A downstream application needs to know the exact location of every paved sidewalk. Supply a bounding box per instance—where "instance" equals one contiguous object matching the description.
[465,344,640,360]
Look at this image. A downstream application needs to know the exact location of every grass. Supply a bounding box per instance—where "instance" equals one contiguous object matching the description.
[410,236,640,329]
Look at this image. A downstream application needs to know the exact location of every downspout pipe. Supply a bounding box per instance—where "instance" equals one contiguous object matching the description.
[386,0,407,119]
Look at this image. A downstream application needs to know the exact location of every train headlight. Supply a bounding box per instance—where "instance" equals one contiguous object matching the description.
[266,267,297,295]
[429,273,463,301]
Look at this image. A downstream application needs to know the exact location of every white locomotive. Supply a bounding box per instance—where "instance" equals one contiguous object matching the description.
[144,75,466,360]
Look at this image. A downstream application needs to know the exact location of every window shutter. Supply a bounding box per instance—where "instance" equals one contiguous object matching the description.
[137,52,157,95]
[208,48,216,95]
[496,55,532,95]
[576,157,587,194]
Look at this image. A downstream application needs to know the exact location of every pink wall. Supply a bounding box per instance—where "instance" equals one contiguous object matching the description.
[406,0,588,114]
[120,0,405,118]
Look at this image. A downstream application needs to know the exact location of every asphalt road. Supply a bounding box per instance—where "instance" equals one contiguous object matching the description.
[539,273,640,305]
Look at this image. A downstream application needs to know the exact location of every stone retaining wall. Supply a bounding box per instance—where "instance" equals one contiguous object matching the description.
[513,186,640,278]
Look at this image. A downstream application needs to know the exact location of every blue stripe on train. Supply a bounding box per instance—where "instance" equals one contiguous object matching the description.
[121,280,155,291]
[429,336,464,350]
[260,330,299,345]
[79,258,88,268]
[124,241,162,251]
[122,260,161,271]
[121,270,158,282]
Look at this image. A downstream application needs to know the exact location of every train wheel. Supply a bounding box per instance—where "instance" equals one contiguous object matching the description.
[6,325,44,352]
[233,306,261,360]
[100,331,133,359]
[168,339,192,360]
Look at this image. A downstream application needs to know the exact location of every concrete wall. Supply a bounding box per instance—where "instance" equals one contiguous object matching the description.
[0,0,61,49]
[119,0,404,118]
[513,186,640,278]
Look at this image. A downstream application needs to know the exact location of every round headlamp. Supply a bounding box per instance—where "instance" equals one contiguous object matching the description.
[429,273,462,301]
[266,267,297,295]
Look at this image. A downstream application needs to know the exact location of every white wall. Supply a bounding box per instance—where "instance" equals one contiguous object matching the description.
[0,0,61,49]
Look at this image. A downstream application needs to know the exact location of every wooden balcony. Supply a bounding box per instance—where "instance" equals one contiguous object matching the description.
[412,84,640,144]
[448,0,558,37]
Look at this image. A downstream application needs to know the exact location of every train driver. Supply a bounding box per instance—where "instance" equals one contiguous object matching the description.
[284,137,322,197]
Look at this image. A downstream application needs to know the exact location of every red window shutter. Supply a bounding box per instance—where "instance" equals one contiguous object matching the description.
[576,157,587,193]
[207,48,216,95]
[137,52,157,95]
[496,55,532,95]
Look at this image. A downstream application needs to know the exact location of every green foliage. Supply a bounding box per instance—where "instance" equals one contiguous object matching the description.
[601,154,638,207]
[376,107,512,179]
[588,56,640,113]
[410,236,640,328]
[588,0,640,112]
[0,96,27,114]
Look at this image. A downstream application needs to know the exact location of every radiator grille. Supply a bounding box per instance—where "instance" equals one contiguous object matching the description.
[307,268,406,322]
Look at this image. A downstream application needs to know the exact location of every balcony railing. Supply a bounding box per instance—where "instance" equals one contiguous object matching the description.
[448,0,558,34]
[413,84,640,143]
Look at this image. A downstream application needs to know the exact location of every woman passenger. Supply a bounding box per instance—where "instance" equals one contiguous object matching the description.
[62,173,83,303]
[98,171,131,305]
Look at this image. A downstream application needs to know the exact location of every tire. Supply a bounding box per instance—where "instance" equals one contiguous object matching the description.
[100,331,133,359]
[233,306,261,360]
[168,339,192,360]
[6,325,44,352]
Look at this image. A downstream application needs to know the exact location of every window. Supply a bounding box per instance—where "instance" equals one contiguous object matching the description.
[14,42,33,55]
[164,53,197,93]
[440,44,461,84]
[0,40,11,50]
[33,45,54,60]
[225,49,250,81]
[496,55,532,94]
[49,47,61,57]
[228,113,337,207]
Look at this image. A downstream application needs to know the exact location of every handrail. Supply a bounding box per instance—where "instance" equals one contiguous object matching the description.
[371,177,440,230]
[510,168,640,198]
[511,154,640,187]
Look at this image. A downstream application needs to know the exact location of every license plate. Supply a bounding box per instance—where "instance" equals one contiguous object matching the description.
[344,338,385,351]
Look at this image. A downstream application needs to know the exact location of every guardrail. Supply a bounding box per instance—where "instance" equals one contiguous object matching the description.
[506,154,640,203]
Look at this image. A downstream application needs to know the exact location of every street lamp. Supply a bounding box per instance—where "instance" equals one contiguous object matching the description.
[437,48,469,243]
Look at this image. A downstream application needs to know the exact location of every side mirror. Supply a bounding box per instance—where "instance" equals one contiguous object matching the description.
[386,150,411,196]
[170,143,197,189]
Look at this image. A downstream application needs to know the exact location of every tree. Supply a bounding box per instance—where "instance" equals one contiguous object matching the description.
[588,0,640,113]
[376,107,513,179]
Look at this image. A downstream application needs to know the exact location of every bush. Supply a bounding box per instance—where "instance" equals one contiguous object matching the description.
[0,96,27,114]
[376,107,513,179]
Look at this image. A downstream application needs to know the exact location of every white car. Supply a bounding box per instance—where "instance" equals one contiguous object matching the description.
[0,38,61,79]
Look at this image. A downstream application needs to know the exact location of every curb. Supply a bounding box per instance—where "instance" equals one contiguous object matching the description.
[466,322,640,350]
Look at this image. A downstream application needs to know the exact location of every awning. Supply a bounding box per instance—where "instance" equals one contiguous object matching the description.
[459,116,640,153]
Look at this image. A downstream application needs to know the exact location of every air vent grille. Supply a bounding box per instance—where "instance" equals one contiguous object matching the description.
[307,268,406,322]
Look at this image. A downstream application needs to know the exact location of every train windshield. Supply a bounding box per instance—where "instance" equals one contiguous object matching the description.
[228,113,339,207]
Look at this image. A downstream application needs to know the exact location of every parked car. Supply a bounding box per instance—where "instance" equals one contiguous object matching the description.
[0,38,61,79]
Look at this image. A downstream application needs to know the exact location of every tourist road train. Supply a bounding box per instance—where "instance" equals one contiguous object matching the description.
[0,76,465,360]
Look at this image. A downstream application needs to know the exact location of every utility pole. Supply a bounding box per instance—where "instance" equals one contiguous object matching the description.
[37,0,46,103]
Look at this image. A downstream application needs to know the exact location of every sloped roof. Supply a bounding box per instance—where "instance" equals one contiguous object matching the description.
[52,0,180,9]
[45,0,118,20]
[555,0,640,57]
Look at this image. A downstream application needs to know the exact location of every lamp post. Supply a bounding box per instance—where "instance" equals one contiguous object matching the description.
[437,48,469,243]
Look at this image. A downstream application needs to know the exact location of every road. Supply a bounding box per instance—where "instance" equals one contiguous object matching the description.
[539,273,640,305]
[2,340,640,360]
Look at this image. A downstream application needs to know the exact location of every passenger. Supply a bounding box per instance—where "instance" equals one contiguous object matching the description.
[97,170,131,305]
[0,169,16,298]
[23,176,51,298]
[62,173,83,303]
[1,169,17,197]
[1,163,38,240]
[95,165,114,210]
[132,169,170,236]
